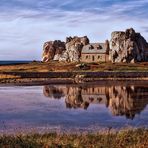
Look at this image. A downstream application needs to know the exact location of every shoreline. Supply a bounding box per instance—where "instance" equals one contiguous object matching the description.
[0,78,148,86]
[0,71,148,85]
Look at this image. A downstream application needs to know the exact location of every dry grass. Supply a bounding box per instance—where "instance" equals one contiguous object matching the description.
[0,62,147,83]
[0,61,148,72]
[0,74,20,79]
[0,128,148,148]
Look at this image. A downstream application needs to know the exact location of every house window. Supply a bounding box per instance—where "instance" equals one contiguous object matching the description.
[97,45,102,50]
[89,45,94,50]
[86,55,88,59]
[99,55,102,59]
[92,56,95,61]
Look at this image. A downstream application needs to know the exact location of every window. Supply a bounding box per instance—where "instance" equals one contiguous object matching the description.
[92,88,94,93]
[92,56,95,61]
[97,45,102,50]
[89,45,94,50]
[98,55,102,59]
[86,55,88,59]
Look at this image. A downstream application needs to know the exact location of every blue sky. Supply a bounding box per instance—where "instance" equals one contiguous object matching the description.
[0,0,148,60]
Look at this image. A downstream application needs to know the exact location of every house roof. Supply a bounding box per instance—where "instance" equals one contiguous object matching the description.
[82,43,106,54]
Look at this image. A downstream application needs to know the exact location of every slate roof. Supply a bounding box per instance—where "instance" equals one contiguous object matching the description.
[82,43,106,54]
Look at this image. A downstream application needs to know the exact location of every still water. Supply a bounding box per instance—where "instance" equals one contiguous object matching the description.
[0,83,148,133]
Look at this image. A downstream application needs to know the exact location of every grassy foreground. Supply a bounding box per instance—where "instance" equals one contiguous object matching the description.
[0,62,148,83]
[0,129,148,148]
[0,61,148,72]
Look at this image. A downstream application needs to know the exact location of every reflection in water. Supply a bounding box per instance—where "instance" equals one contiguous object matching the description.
[43,85,148,119]
[43,86,64,99]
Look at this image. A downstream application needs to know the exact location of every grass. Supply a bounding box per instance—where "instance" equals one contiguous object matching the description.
[0,61,147,83]
[0,129,148,148]
[0,74,20,79]
[0,61,148,72]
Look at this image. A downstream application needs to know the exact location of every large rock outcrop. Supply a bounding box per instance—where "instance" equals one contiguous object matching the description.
[42,36,89,62]
[42,28,148,63]
[59,36,89,62]
[109,28,148,63]
[42,40,65,62]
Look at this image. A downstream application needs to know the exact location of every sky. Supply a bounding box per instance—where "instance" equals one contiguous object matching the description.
[0,0,148,60]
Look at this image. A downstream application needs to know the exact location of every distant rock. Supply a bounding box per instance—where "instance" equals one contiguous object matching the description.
[109,28,148,63]
[42,40,65,62]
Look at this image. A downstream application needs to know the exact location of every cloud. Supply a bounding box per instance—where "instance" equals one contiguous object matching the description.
[0,0,148,60]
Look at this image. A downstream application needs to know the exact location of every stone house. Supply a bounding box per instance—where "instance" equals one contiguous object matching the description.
[81,43,109,63]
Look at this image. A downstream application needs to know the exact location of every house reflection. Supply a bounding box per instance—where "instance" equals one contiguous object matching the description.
[43,85,148,119]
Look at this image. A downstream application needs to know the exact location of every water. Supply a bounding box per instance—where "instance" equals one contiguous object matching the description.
[0,61,33,65]
[0,83,147,133]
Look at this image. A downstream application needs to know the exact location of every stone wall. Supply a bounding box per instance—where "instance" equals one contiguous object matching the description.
[2,71,148,79]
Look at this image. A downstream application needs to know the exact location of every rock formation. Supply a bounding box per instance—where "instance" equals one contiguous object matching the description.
[59,36,89,62]
[42,28,148,63]
[42,36,89,62]
[42,40,65,62]
[109,28,148,63]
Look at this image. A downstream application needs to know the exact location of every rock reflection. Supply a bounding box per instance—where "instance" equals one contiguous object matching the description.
[43,85,148,119]
[65,87,89,110]
[43,86,65,99]
[108,86,148,119]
